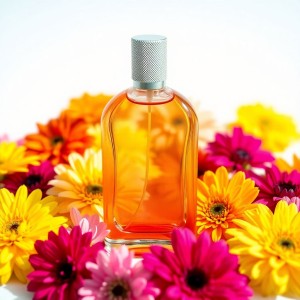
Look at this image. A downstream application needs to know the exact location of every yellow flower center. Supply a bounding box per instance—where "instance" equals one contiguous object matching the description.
[278,238,295,250]
[206,201,229,225]
[86,184,103,195]
[7,221,21,233]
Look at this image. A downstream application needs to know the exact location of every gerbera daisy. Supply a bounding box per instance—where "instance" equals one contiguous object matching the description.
[65,92,113,124]
[143,228,252,299]
[227,201,300,297]
[276,154,300,173]
[2,160,55,197]
[197,166,259,241]
[229,102,300,152]
[27,226,104,300]
[70,207,109,244]
[24,111,95,165]
[87,124,101,150]
[79,245,159,300]
[206,127,274,175]
[0,186,66,284]
[0,141,39,177]
[254,165,300,212]
[47,149,104,220]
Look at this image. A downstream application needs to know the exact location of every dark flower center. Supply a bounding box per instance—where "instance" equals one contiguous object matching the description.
[278,238,295,250]
[56,262,75,281]
[86,184,103,195]
[23,174,42,187]
[172,117,184,126]
[51,136,64,146]
[186,268,208,290]
[231,148,251,168]
[111,284,128,297]
[8,221,21,233]
[210,203,226,217]
[276,181,297,198]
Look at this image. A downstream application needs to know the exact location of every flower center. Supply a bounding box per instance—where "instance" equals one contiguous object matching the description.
[51,136,64,146]
[172,117,184,126]
[231,148,251,168]
[86,184,103,195]
[185,268,208,291]
[108,279,129,299]
[7,221,21,233]
[210,203,226,216]
[56,262,75,281]
[276,181,298,198]
[278,238,295,250]
[23,174,42,187]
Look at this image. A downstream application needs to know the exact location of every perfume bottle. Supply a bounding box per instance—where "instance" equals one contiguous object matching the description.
[101,35,198,250]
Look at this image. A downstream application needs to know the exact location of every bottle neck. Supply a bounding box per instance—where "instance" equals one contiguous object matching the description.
[133,81,165,90]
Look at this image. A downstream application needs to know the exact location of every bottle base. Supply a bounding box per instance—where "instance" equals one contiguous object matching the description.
[104,237,172,256]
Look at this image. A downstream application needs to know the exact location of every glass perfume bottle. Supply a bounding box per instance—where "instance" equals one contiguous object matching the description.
[101,35,198,251]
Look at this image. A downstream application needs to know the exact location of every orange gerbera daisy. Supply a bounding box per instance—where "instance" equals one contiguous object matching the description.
[197,166,259,241]
[24,111,95,165]
[65,93,113,124]
[276,154,300,173]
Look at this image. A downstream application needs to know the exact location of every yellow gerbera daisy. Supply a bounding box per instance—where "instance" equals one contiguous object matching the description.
[227,201,300,297]
[196,166,259,241]
[87,124,101,150]
[229,103,300,152]
[276,154,300,172]
[65,92,113,124]
[0,186,66,284]
[0,141,39,177]
[47,148,104,220]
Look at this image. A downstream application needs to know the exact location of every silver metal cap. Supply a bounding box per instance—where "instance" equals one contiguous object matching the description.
[131,35,167,90]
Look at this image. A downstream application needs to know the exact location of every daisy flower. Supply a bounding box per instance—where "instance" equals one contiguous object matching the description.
[24,111,95,165]
[87,124,101,150]
[47,149,104,220]
[70,207,109,244]
[254,165,300,212]
[197,148,217,178]
[229,102,300,152]
[0,186,66,284]
[0,141,39,177]
[143,228,252,300]
[197,166,259,241]
[65,92,113,124]
[2,160,55,197]
[206,127,274,175]
[79,245,159,300]
[27,226,104,300]
[276,154,300,172]
[227,201,300,297]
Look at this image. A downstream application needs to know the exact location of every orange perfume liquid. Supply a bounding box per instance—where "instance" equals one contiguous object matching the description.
[101,87,198,251]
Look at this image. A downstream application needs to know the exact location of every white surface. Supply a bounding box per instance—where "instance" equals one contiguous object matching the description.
[0,0,300,299]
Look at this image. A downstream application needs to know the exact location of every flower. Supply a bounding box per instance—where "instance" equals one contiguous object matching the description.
[0,186,66,284]
[87,124,101,150]
[2,160,55,197]
[70,207,109,244]
[229,102,300,152]
[196,166,259,241]
[254,165,300,212]
[65,93,113,125]
[206,127,274,174]
[227,201,300,297]
[142,228,252,300]
[197,148,217,178]
[276,154,300,173]
[47,149,104,220]
[24,111,95,165]
[27,226,104,300]
[79,245,159,300]
[0,141,39,177]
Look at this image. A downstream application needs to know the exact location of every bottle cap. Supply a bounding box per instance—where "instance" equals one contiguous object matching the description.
[131,35,167,90]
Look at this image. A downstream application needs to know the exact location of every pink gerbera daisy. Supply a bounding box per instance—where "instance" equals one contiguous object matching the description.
[143,228,252,300]
[3,160,55,197]
[254,165,300,211]
[79,245,159,300]
[27,226,104,300]
[206,127,274,175]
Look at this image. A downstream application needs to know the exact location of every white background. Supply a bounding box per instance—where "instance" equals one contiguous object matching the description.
[0,0,300,299]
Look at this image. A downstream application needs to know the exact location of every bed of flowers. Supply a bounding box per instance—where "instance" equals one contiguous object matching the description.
[0,93,300,300]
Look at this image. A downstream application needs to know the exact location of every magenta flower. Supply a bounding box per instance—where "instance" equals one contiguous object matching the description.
[206,127,274,174]
[143,228,252,300]
[3,160,55,197]
[79,245,159,300]
[70,207,110,245]
[27,226,104,300]
[254,165,300,211]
